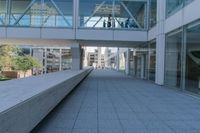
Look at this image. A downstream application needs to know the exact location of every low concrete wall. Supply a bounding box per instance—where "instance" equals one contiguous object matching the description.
[0,69,92,133]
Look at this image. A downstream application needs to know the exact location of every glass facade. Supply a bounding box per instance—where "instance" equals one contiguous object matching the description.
[165,29,182,88]
[0,0,73,27]
[148,41,156,81]
[0,0,6,25]
[166,0,194,17]
[149,0,157,28]
[61,49,72,70]
[164,20,200,95]
[32,47,72,74]
[79,0,147,30]
[129,45,150,79]
[185,21,200,94]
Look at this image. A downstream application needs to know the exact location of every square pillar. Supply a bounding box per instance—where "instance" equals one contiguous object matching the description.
[71,44,81,70]
[155,0,166,85]
[116,48,119,71]
[125,49,130,75]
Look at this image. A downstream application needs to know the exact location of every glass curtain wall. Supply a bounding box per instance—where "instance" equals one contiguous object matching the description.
[164,20,200,95]
[165,29,182,88]
[148,40,156,81]
[129,49,135,76]
[46,48,60,73]
[61,49,72,70]
[135,50,142,78]
[0,0,6,25]
[185,21,200,94]
[32,47,72,74]
[143,45,149,79]
[79,0,147,30]
[2,0,73,27]
[129,46,148,79]
[166,0,194,17]
[149,0,157,28]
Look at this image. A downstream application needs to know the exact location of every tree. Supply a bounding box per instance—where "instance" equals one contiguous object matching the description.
[0,45,18,71]
[15,55,43,77]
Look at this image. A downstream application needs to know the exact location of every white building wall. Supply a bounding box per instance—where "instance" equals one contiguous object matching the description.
[155,0,166,85]
[165,0,200,33]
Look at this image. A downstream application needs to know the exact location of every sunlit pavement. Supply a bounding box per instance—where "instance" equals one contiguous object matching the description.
[32,69,200,133]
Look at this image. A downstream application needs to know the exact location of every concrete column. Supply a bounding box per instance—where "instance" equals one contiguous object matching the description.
[59,48,62,71]
[44,48,47,74]
[71,44,81,70]
[125,49,130,75]
[155,0,166,85]
[116,48,119,71]
[141,55,145,79]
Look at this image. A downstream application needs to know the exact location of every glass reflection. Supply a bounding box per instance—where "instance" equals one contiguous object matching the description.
[148,41,156,81]
[9,0,72,27]
[0,0,6,25]
[149,0,157,28]
[79,0,147,29]
[185,21,200,94]
[61,49,72,70]
[166,0,194,17]
[129,46,148,79]
[165,30,182,88]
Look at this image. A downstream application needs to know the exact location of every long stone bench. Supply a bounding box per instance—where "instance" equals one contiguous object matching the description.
[0,69,92,133]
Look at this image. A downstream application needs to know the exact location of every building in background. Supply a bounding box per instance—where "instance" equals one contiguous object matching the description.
[19,46,72,74]
[1,0,200,96]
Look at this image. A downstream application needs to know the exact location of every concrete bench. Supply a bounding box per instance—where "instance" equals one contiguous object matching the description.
[0,69,92,133]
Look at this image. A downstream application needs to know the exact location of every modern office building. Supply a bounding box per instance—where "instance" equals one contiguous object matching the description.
[84,47,106,68]
[0,0,200,95]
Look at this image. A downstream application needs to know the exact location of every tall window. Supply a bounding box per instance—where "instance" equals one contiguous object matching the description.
[165,29,182,89]
[185,21,200,94]
[79,0,147,30]
[149,0,157,28]
[148,41,156,81]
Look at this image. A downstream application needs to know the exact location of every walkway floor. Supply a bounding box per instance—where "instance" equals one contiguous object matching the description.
[32,70,200,133]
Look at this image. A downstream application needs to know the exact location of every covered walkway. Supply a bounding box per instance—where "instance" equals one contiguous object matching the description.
[32,70,200,133]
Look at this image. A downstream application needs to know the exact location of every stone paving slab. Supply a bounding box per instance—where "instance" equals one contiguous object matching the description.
[31,70,200,133]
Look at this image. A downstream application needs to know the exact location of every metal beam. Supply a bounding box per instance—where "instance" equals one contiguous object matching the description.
[84,1,106,26]
[112,0,115,28]
[50,0,71,27]
[6,0,11,25]
[14,0,36,25]
[114,17,121,27]
[11,14,17,21]
[42,15,50,26]
[0,17,4,24]
[120,1,142,28]
[92,16,103,28]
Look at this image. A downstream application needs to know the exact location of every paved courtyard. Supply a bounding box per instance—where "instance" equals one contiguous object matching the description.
[32,70,200,133]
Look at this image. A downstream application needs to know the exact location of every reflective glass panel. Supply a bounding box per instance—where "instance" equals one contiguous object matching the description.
[148,41,156,81]
[165,30,182,88]
[10,0,73,27]
[185,21,200,94]
[79,0,147,30]
[0,0,6,25]
[149,0,157,28]
[166,0,183,16]
[61,49,72,70]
